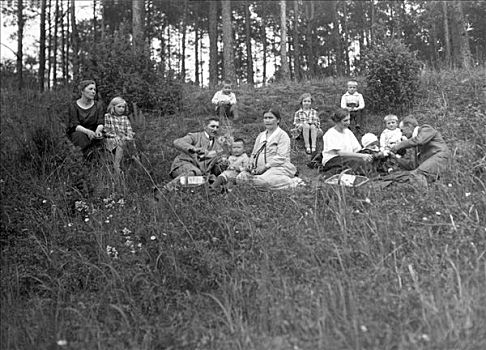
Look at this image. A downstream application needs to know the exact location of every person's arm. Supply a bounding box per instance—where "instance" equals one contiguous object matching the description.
[103,114,116,138]
[66,102,79,134]
[173,133,200,154]
[229,92,237,105]
[340,94,347,109]
[125,118,135,140]
[392,126,436,152]
[94,101,105,137]
[293,111,301,126]
[265,133,291,168]
[357,93,365,110]
[211,91,221,105]
[379,131,386,149]
[312,110,320,128]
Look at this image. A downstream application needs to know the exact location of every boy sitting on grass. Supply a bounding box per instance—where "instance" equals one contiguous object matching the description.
[211,80,239,121]
[211,138,249,191]
[340,80,365,133]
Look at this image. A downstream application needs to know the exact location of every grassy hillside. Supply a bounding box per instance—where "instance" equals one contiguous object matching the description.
[1,68,485,350]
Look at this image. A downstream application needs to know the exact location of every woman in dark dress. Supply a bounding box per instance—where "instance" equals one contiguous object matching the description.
[66,80,105,152]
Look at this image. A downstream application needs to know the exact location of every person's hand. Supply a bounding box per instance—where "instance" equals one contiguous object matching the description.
[361,154,373,163]
[253,165,268,175]
[86,130,97,139]
[205,150,217,158]
[190,147,204,154]
[390,145,399,153]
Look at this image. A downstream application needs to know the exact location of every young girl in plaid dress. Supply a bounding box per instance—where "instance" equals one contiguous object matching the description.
[104,97,135,174]
[293,93,322,154]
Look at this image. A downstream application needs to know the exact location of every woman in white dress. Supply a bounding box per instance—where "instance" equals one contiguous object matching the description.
[237,108,304,190]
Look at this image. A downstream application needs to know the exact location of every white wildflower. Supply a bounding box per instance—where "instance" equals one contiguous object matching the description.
[84,217,89,222]
[360,325,368,332]
[465,192,471,197]
[150,235,156,241]
[56,340,68,346]
[122,227,131,236]
[435,211,441,216]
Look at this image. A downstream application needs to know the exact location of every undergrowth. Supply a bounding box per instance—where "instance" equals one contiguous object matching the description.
[1,67,485,350]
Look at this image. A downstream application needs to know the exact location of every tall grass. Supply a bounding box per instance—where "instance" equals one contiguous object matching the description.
[1,68,485,349]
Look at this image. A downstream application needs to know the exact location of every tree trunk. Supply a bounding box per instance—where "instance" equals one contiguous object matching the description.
[65,0,70,81]
[333,0,344,76]
[342,1,350,75]
[180,0,187,81]
[47,0,52,88]
[208,0,218,87]
[195,27,200,85]
[305,1,315,77]
[101,0,105,40]
[442,1,452,67]
[262,26,267,85]
[452,0,472,69]
[71,0,79,82]
[39,0,46,91]
[221,0,236,82]
[279,0,289,81]
[370,0,375,44]
[53,0,59,86]
[60,0,66,82]
[293,0,301,81]
[93,0,97,41]
[17,0,24,90]
[244,0,254,85]
[132,0,144,51]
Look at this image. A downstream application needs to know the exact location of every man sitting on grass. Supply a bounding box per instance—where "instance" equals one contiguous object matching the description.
[158,117,226,193]
[390,116,450,187]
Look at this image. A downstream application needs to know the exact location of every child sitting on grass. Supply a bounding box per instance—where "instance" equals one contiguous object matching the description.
[211,79,239,121]
[380,114,404,151]
[340,80,365,133]
[211,138,249,191]
[104,97,135,175]
[360,133,398,175]
[292,93,322,154]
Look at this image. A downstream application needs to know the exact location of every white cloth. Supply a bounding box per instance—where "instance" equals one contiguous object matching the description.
[211,90,237,105]
[340,92,365,110]
[322,127,361,165]
[237,127,303,190]
[380,128,403,149]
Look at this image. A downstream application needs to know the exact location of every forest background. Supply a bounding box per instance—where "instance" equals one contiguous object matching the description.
[1,1,486,349]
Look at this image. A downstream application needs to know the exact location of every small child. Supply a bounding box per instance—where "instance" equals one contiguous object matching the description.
[340,80,365,131]
[361,133,398,175]
[211,80,239,120]
[380,114,404,151]
[211,138,249,190]
[104,97,135,174]
[293,93,322,154]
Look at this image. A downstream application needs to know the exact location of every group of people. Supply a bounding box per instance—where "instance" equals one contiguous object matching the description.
[66,80,134,174]
[66,78,451,192]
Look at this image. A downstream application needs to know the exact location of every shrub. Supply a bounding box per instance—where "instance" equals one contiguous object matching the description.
[80,25,182,114]
[363,38,421,114]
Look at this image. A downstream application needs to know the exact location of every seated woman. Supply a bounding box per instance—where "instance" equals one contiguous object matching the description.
[321,108,373,175]
[237,108,304,190]
[292,93,323,154]
[66,80,105,154]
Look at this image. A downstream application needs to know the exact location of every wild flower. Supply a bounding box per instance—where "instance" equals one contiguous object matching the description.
[56,340,68,346]
[465,192,471,197]
[75,200,88,212]
[150,235,156,240]
[117,198,125,206]
[42,199,47,204]
[360,325,368,332]
[122,227,132,236]
[84,217,90,222]
[106,245,119,259]
[435,211,441,216]
[67,223,73,227]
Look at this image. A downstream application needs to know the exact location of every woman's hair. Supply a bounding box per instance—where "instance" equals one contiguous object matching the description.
[263,108,281,121]
[78,79,96,93]
[331,108,349,123]
[299,93,313,106]
[107,97,127,115]
[384,114,398,122]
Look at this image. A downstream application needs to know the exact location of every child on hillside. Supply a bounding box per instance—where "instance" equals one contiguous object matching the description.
[104,97,135,175]
[340,80,365,132]
[360,132,394,175]
[211,138,249,191]
[380,114,404,151]
[292,93,322,154]
[211,80,239,121]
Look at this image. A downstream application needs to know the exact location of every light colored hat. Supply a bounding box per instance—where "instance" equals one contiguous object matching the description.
[361,133,378,148]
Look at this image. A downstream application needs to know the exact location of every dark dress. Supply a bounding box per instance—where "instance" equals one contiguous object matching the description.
[66,100,105,151]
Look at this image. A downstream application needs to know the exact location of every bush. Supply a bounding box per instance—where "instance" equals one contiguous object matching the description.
[81,25,182,114]
[364,38,421,114]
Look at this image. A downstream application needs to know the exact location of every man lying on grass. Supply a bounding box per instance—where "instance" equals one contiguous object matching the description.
[160,117,226,193]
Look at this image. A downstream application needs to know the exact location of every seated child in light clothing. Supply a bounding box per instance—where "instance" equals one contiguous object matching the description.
[211,79,239,120]
[211,138,249,190]
[292,93,322,154]
[360,133,398,175]
[104,97,135,174]
[380,114,404,150]
[340,80,365,131]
